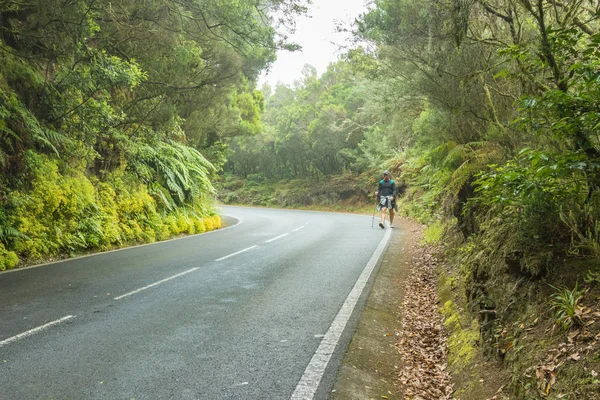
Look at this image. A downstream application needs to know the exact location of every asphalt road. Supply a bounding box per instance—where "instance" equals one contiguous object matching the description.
[0,206,391,400]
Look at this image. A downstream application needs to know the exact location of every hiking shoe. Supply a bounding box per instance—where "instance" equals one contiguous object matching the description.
[379,222,385,229]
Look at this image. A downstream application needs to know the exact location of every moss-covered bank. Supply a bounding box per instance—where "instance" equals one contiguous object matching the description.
[1,151,221,271]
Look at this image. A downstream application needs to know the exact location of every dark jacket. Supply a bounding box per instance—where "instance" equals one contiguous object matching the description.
[378,179,397,197]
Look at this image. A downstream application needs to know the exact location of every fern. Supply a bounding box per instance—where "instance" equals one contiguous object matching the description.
[444,141,501,196]
[32,128,66,155]
[148,182,176,211]
[0,225,29,244]
[128,140,215,208]
[1,93,65,156]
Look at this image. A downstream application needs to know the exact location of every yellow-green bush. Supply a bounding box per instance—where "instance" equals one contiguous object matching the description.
[94,181,122,247]
[157,223,172,241]
[0,243,19,270]
[193,218,206,233]
[176,214,192,235]
[165,215,180,236]
[202,215,221,231]
[4,151,221,264]
[11,152,98,258]
[111,175,159,243]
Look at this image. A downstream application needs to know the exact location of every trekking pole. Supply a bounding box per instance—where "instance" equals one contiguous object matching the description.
[371,199,378,228]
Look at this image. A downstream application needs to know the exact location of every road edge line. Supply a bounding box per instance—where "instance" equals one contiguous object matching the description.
[290,228,393,400]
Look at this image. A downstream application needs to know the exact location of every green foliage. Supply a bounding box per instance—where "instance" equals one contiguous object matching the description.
[0,225,28,243]
[471,149,599,275]
[10,152,97,258]
[128,140,215,208]
[0,203,29,245]
[348,1,600,396]
[549,283,587,331]
[476,149,589,209]
[3,151,221,261]
[441,300,480,369]
[515,27,600,151]
[559,206,600,257]
[0,243,19,271]
[423,221,444,245]
[584,270,600,285]
[0,80,64,157]
[0,0,308,266]
[216,172,375,210]
[226,60,374,179]
[350,126,396,171]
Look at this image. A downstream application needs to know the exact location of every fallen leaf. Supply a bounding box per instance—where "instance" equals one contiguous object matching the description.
[549,372,556,386]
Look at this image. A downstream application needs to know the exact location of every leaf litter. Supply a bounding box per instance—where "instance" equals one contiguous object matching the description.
[395,240,453,399]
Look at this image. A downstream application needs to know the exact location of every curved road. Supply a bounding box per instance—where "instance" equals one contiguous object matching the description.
[0,206,391,399]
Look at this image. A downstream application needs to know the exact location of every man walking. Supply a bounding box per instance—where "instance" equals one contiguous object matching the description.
[375,170,397,229]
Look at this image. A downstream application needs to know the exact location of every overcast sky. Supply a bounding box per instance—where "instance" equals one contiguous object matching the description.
[258,0,369,87]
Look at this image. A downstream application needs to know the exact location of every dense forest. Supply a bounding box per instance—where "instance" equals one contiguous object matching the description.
[0,0,309,267]
[221,0,600,398]
[3,0,600,397]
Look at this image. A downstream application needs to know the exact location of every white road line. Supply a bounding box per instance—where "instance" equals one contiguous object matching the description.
[265,233,289,243]
[293,221,309,232]
[290,227,393,400]
[0,315,75,347]
[114,267,199,300]
[215,245,258,262]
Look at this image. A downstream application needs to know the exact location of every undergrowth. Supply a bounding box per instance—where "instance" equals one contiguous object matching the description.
[0,151,221,270]
[215,172,378,212]
[396,146,600,399]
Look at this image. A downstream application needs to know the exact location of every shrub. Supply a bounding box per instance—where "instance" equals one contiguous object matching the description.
[549,283,587,331]
[6,152,221,263]
[423,220,444,245]
[202,215,221,232]
[0,243,19,270]
[10,152,98,258]
[194,218,206,234]
[471,149,591,277]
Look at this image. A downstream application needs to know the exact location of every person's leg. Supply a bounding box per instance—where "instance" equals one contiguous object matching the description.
[379,207,388,228]
[389,209,395,227]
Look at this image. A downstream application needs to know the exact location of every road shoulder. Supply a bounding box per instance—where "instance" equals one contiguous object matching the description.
[330,217,422,399]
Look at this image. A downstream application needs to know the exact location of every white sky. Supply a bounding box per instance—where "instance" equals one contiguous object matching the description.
[258,0,369,87]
